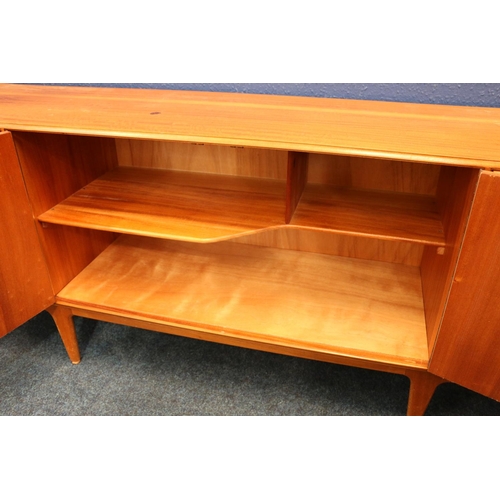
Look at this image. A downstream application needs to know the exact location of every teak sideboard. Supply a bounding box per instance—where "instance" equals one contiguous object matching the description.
[1,84,500,415]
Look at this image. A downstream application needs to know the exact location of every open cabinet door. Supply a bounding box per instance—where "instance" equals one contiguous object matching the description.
[429,170,500,400]
[0,131,54,337]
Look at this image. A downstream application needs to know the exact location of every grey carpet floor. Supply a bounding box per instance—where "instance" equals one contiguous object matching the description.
[1,312,499,416]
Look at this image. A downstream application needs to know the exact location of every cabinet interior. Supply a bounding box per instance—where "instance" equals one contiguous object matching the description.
[13,132,479,371]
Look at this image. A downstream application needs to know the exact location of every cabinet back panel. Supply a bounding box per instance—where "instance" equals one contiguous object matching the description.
[236,228,424,266]
[115,139,288,180]
[308,154,441,196]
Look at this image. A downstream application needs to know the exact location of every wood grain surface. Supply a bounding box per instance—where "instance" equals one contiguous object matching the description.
[308,154,441,195]
[429,171,500,399]
[13,132,118,292]
[38,165,444,245]
[116,139,288,179]
[0,132,53,335]
[292,184,444,245]
[3,84,500,408]
[0,84,499,168]
[420,167,479,350]
[38,167,286,242]
[285,152,308,223]
[56,235,429,368]
[236,228,424,266]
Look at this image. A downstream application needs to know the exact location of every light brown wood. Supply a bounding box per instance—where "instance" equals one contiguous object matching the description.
[291,184,445,245]
[308,154,441,195]
[63,306,421,377]
[116,139,288,179]
[3,85,500,414]
[236,228,424,266]
[1,85,500,168]
[37,164,445,246]
[13,132,118,216]
[0,131,54,336]
[420,167,479,350]
[55,235,429,369]
[429,171,500,400]
[37,226,117,294]
[39,167,286,242]
[285,152,308,223]
[405,370,446,416]
[46,305,80,364]
[13,132,118,292]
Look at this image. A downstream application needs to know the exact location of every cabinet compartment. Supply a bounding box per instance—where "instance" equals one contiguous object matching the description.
[12,132,118,293]
[38,139,289,242]
[38,167,287,242]
[55,234,429,369]
[288,153,445,245]
[12,131,479,371]
[34,137,447,247]
[291,184,444,245]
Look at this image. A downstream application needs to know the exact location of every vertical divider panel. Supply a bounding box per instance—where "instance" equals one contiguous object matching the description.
[285,152,308,223]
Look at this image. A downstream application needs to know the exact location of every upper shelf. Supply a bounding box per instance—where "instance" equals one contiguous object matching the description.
[292,184,445,246]
[1,84,500,168]
[39,167,286,242]
[38,166,445,245]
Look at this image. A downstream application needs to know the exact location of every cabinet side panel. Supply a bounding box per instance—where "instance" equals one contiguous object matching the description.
[13,133,118,216]
[13,132,118,292]
[429,171,500,400]
[0,132,54,336]
[420,167,478,352]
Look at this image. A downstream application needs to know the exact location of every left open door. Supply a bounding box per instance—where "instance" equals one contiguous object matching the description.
[0,131,54,337]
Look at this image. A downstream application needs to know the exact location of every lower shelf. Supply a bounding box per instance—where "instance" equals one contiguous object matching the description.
[56,235,429,369]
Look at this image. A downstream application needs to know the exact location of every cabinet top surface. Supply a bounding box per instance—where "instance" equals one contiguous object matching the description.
[1,84,500,168]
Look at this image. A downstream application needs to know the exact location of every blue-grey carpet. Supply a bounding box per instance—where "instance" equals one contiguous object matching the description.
[1,312,499,416]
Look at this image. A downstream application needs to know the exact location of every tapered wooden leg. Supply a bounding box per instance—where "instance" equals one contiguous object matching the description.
[47,305,81,364]
[405,370,446,416]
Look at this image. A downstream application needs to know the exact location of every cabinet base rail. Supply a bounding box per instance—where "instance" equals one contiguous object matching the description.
[46,304,446,416]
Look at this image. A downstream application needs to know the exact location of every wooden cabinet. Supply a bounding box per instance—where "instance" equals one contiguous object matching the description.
[1,84,499,415]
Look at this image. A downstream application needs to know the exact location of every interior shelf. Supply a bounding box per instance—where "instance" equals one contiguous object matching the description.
[38,165,445,246]
[38,167,286,242]
[292,184,445,245]
[55,235,429,369]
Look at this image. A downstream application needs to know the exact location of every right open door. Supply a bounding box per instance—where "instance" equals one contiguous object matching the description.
[429,170,500,400]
